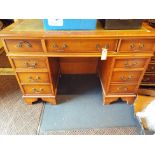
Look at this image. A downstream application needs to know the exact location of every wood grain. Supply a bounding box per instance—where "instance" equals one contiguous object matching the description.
[0,20,154,105]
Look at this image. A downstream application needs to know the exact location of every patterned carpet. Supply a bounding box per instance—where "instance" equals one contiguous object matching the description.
[0,51,44,135]
[39,75,140,135]
[46,127,139,135]
[0,75,44,135]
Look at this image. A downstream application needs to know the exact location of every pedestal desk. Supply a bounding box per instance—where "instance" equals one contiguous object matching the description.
[0,20,155,105]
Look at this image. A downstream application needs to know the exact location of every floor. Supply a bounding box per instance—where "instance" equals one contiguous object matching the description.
[0,75,44,135]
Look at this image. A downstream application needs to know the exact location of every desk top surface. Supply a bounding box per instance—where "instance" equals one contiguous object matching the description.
[1,19,155,38]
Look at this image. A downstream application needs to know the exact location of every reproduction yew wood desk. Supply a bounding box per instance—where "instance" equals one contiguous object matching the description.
[0,20,155,105]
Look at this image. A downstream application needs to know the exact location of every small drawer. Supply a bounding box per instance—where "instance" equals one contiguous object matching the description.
[142,74,155,83]
[17,72,50,84]
[45,39,118,52]
[146,63,155,73]
[5,39,43,52]
[111,71,142,83]
[12,58,47,69]
[108,84,137,94]
[151,56,155,62]
[119,39,155,52]
[114,58,147,69]
[23,85,53,95]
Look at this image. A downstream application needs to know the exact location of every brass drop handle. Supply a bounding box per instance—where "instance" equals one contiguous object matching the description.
[62,43,68,49]
[130,43,136,50]
[35,76,41,80]
[96,44,109,52]
[120,75,134,81]
[124,61,138,68]
[17,41,32,48]
[117,86,128,91]
[128,75,134,79]
[28,76,41,82]
[139,43,144,49]
[52,43,58,48]
[57,43,68,52]
[143,77,150,81]
[120,76,127,81]
[54,43,68,52]
[150,66,155,70]
[24,62,37,68]
[32,88,44,93]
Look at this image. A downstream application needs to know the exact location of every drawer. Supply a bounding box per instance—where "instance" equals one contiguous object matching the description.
[22,85,53,95]
[5,39,43,52]
[119,39,155,52]
[111,71,142,83]
[108,84,137,94]
[17,72,50,84]
[114,58,147,69]
[45,39,118,52]
[151,56,155,62]
[142,74,155,83]
[12,58,47,69]
[146,63,155,73]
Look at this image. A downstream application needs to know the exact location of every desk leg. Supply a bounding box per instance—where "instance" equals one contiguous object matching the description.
[122,97,136,105]
[103,97,118,105]
[23,98,38,105]
[103,96,136,105]
[42,97,57,105]
[23,97,57,105]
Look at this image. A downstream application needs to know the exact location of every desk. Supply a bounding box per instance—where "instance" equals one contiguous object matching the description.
[0,20,154,105]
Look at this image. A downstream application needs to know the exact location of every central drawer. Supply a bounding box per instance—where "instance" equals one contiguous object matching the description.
[111,71,142,83]
[17,72,50,84]
[5,39,43,52]
[45,39,118,52]
[22,85,53,95]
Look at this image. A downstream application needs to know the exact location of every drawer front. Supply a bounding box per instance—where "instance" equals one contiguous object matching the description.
[108,84,137,94]
[146,63,155,73]
[151,56,155,62]
[12,58,47,69]
[18,72,50,84]
[111,71,142,83]
[5,39,43,52]
[142,74,155,83]
[119,39,155,52]
[114,58,147,69]
[23,85,53,95]
[45,39,118,52]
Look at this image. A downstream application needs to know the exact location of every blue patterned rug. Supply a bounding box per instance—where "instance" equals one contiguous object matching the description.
[38,75,140,135]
